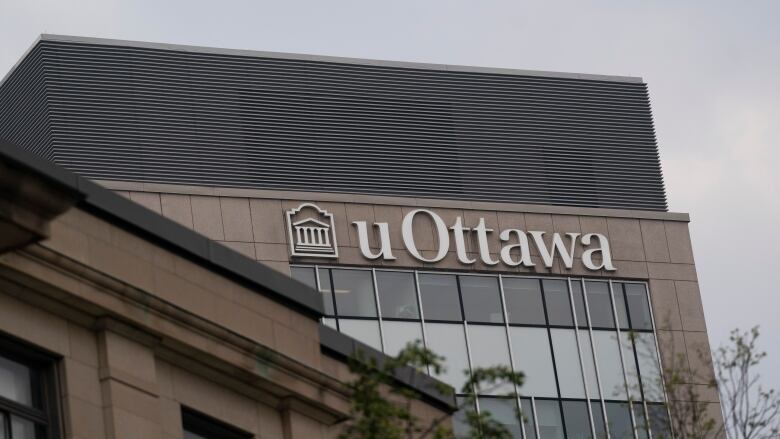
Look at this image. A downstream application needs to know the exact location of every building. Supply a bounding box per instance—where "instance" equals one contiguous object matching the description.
[0,35,721,438]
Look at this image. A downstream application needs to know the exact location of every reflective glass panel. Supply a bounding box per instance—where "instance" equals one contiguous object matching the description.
[612,283,630,330]
[0,355,33,406]
[376,271,420,319]
[460,276,504,323]
[419,274,462,321]
[520,398,537,439]
[569,281,588,326]
[591,402,608,439]
[592,331,627,400]
[542,280,572,326]
[10,416,36,439]
[503,278,546,325]
[634,404,649,439]
[578,330,600,398]
[454,397,474,439]
[382,321,423,358]
[317,268,335,316]
[425,323,470,391]
[536,400,564,439]
[290,266,316,291]
[549,329,585,398]
[625,284,653,330]
[321,317,337,329]
[468,325,513,395]
[509,327,557,397]
[635,333,664,402]
[605,402,633,439]
[332,269,377,317]
[647,405,672,439]
[620,332,642,401]
[584,281,614,328]
[562,400,591,439]
[338,319,382,351]
[478,397,522,438]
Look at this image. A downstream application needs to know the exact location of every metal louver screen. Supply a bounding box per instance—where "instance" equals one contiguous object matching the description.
[0,36,667,211]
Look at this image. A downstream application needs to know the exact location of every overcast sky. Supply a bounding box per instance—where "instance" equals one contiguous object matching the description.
[2,0,779,389]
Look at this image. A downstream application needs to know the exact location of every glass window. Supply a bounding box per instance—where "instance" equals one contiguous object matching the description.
[569,281,588,326]
[10,417,37,439]
[454,397,474,439]
[561,400,591,439]
[424,323,470,392]
[520,398,537,439]
[635,333,664,402]
[290,266,316,289]
[625,284,653,330]
[376,271,420,319]
[381,321,423,358]
[317,268,335,315]
[592,331,627,400]
[612,283,630,330]
[647,405,672,439]
[338,319,382,352]
[460,276,504,323]
[549,329,585,398]
[478,397,522,438]
[503,278,546,325]
[542,280,572,326]
[331,269,377,317]
[509,327,557,398]
[578,330,600,398]
[418,274,462,321]
[633,403,649,439]
[182,408,251,439]
[321,317,337,329]
[0,356,33,406]
[620,332,642,401]
[535,400,564,439]
[468,325,513,395]
[591,402,608,439]
[604,402,633,439]
[584,281,614,328]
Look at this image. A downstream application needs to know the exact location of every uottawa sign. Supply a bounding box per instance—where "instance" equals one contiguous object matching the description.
[286,203,616,272]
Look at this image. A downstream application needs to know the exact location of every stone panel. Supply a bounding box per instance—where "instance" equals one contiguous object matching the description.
[220,197,254,242]
[606,218,645,261]
[665,221,696,264]
[675,281,708,332]
[640,220,670,263]
[249,198,286,244]
[160,194,194,229]
[191,195,225,240]
[129,191,162,214]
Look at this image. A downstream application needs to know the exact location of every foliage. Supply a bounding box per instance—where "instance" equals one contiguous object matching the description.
[338,341,525,439]
[649,326,780,439]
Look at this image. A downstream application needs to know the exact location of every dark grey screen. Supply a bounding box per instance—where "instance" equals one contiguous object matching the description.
[0,36,668,211]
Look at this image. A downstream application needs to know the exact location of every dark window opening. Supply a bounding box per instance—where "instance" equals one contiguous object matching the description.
[181,408,251,439]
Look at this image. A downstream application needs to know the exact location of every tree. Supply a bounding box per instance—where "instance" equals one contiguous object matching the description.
[338,341,525,439]
[645,326,780,439]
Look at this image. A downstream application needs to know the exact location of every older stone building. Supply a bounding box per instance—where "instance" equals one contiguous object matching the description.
[0,35,721,438]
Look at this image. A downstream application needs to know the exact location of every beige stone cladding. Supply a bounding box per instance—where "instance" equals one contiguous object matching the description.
[102,180,719,420]
[0,205,452,439]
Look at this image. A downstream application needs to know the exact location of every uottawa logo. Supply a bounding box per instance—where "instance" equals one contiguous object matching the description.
[285,203,339,258]
[285,203,616,272]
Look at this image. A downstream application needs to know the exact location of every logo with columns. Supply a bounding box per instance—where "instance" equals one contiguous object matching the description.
[285,203,339,258]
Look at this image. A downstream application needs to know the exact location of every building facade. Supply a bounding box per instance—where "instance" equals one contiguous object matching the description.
[0,35,721,439]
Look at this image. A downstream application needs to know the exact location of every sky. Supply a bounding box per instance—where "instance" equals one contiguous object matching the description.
[2,0,779,389]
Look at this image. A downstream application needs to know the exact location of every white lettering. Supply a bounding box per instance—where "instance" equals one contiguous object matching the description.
[581,233,617,271]
[528,231,579,269]
[474,218,499,266]
[402,209,449,263]
[450,217,476,264]
[352,221,396,260]
[499,229,535,267]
